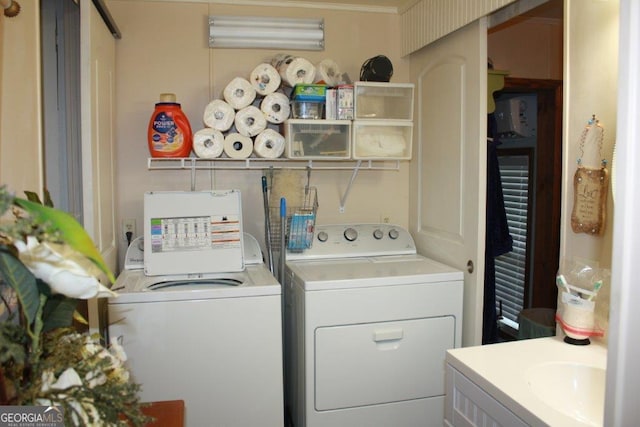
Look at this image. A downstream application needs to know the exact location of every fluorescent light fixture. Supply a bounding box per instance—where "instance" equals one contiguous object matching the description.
[209,16,324,51]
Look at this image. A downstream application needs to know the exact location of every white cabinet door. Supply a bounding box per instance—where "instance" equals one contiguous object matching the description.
[409,19,488,347]
[445,365,528,427]
[80,0,117,333]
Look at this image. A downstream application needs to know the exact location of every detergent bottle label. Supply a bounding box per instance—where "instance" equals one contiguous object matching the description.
[150,111,183,151]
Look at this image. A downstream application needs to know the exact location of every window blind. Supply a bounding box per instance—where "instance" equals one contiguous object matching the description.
[495,155,530,326]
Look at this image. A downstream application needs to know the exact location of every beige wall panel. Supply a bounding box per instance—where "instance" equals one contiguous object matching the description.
[109,1,409,271]
[0,2,44,196]
[110,1,213,269]
[561,0,619,340]
[562,0,618,267]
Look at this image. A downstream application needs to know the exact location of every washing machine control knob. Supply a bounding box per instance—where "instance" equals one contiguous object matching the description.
[317,231,329,242]
[373,229,384,240]
[388,228,400,240]
[344,227,358,242]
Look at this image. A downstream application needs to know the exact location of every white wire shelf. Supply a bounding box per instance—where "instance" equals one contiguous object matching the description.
[147,157,402,171]
[147,157,403,212]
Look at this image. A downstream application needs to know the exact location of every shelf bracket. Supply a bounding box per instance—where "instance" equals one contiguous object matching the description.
[190,159,196,191]
[339,160,362,213]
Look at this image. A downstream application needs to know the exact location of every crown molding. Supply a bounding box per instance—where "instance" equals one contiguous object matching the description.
[114,0,402,14]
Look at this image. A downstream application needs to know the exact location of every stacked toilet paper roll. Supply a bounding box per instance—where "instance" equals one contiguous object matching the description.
[203,99,235,131]
[250,63,281,96]
[223,77,257,110]
[223,132,253,159]
[254,128,286,159]
[260,92,290,124]
[315,58,342,86]
[234,105,267,137]
[193,128,225,159]
[195,57,348,160]
[272,55,316,87]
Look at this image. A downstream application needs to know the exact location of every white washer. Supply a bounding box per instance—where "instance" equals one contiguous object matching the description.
[108,190,283,427]
[284,223,463,427]
[109,234,283,427]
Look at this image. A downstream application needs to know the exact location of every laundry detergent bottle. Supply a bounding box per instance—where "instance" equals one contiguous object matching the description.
[147,93,193,157]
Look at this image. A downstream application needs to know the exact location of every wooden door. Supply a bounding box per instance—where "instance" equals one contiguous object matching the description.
[409,18,488,347]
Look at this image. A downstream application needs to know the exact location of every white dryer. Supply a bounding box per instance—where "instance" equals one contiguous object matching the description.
[108,190,283,427]
[284,223,463,427]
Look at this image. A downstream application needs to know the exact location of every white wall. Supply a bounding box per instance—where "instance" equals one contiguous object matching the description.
[561,0,619,339]
[606,1,640,422]
[0,2,44,196]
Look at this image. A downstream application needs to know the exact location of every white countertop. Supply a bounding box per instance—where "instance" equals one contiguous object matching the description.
[446,336,607,426]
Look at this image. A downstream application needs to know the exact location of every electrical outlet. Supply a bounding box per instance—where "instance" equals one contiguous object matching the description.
[122,218,136,242]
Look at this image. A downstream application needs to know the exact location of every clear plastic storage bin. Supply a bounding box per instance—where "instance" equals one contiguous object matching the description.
[291,101,324,119]
[352,120,413,160]
[354,82,415,121]
[285,119,352,159]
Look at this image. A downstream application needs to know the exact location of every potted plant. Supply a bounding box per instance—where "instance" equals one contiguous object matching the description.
[0,186,149,425]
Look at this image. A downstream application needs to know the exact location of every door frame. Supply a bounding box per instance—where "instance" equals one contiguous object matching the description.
[498,77,563,310]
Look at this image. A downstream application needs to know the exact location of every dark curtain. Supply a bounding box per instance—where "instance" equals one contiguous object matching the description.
[483,113,513,344]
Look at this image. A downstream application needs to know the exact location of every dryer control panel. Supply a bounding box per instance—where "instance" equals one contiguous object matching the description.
[286,223,416,261]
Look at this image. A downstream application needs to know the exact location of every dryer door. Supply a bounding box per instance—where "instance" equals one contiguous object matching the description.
[314,316,455,410]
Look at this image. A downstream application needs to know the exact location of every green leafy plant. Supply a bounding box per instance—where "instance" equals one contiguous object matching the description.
[0,186,149,425]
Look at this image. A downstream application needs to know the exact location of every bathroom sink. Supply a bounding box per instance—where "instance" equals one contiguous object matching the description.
[526,361,605,426]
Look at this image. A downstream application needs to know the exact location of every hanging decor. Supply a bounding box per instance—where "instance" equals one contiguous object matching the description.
[1,0,20,17]
[571,115,609,235]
